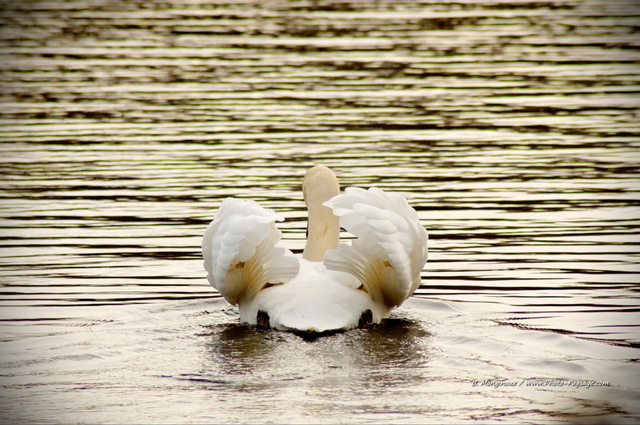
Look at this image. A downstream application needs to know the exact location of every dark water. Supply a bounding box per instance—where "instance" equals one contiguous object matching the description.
[1,0,639,423]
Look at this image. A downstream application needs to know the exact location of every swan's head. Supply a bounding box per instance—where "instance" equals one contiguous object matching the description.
[302,165,340,206]
[302,165,341,261]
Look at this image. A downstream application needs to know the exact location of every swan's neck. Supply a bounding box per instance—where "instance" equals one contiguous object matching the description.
[303,200,340,261]
[302,166,340,262]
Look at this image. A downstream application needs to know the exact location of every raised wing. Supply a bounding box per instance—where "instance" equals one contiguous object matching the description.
[202,198,299,305]
[323,187,428,310]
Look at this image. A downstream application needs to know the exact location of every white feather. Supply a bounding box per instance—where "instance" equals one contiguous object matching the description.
[323,187,428,310]
[202,198,299,305]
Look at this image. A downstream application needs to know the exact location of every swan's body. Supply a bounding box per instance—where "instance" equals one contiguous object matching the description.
[202,166,428,333]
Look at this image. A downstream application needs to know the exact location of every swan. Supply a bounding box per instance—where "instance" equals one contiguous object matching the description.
[202,165,428,333]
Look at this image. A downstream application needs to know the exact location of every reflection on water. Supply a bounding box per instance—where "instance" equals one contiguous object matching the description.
[201,317,433,420]
[206,318,430,375]
[1,0,639,423]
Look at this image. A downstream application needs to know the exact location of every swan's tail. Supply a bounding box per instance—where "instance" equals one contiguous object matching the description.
[323,187,428,311]
[202,198,299,305]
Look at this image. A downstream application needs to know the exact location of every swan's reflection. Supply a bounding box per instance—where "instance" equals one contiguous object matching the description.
[202,318,432,396]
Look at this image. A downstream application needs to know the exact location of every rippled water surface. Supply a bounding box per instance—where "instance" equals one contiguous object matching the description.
[1,0,639,423]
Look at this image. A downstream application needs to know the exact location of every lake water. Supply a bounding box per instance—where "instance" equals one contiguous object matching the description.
[1,0,639,423]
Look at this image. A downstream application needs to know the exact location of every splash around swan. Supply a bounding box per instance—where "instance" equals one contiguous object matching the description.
[202,166,428,333]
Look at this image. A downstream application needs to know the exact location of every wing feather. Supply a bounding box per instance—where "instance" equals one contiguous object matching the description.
[202,198,299,305]
[323,187,428,310]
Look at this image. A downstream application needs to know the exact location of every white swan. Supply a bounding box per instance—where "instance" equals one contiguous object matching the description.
[202,165,428,333]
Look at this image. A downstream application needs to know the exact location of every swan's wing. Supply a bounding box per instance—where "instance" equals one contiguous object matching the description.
[323,187,428,309]
[202,198,299,305]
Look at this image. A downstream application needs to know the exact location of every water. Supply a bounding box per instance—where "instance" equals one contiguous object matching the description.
[1,0,639,423]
